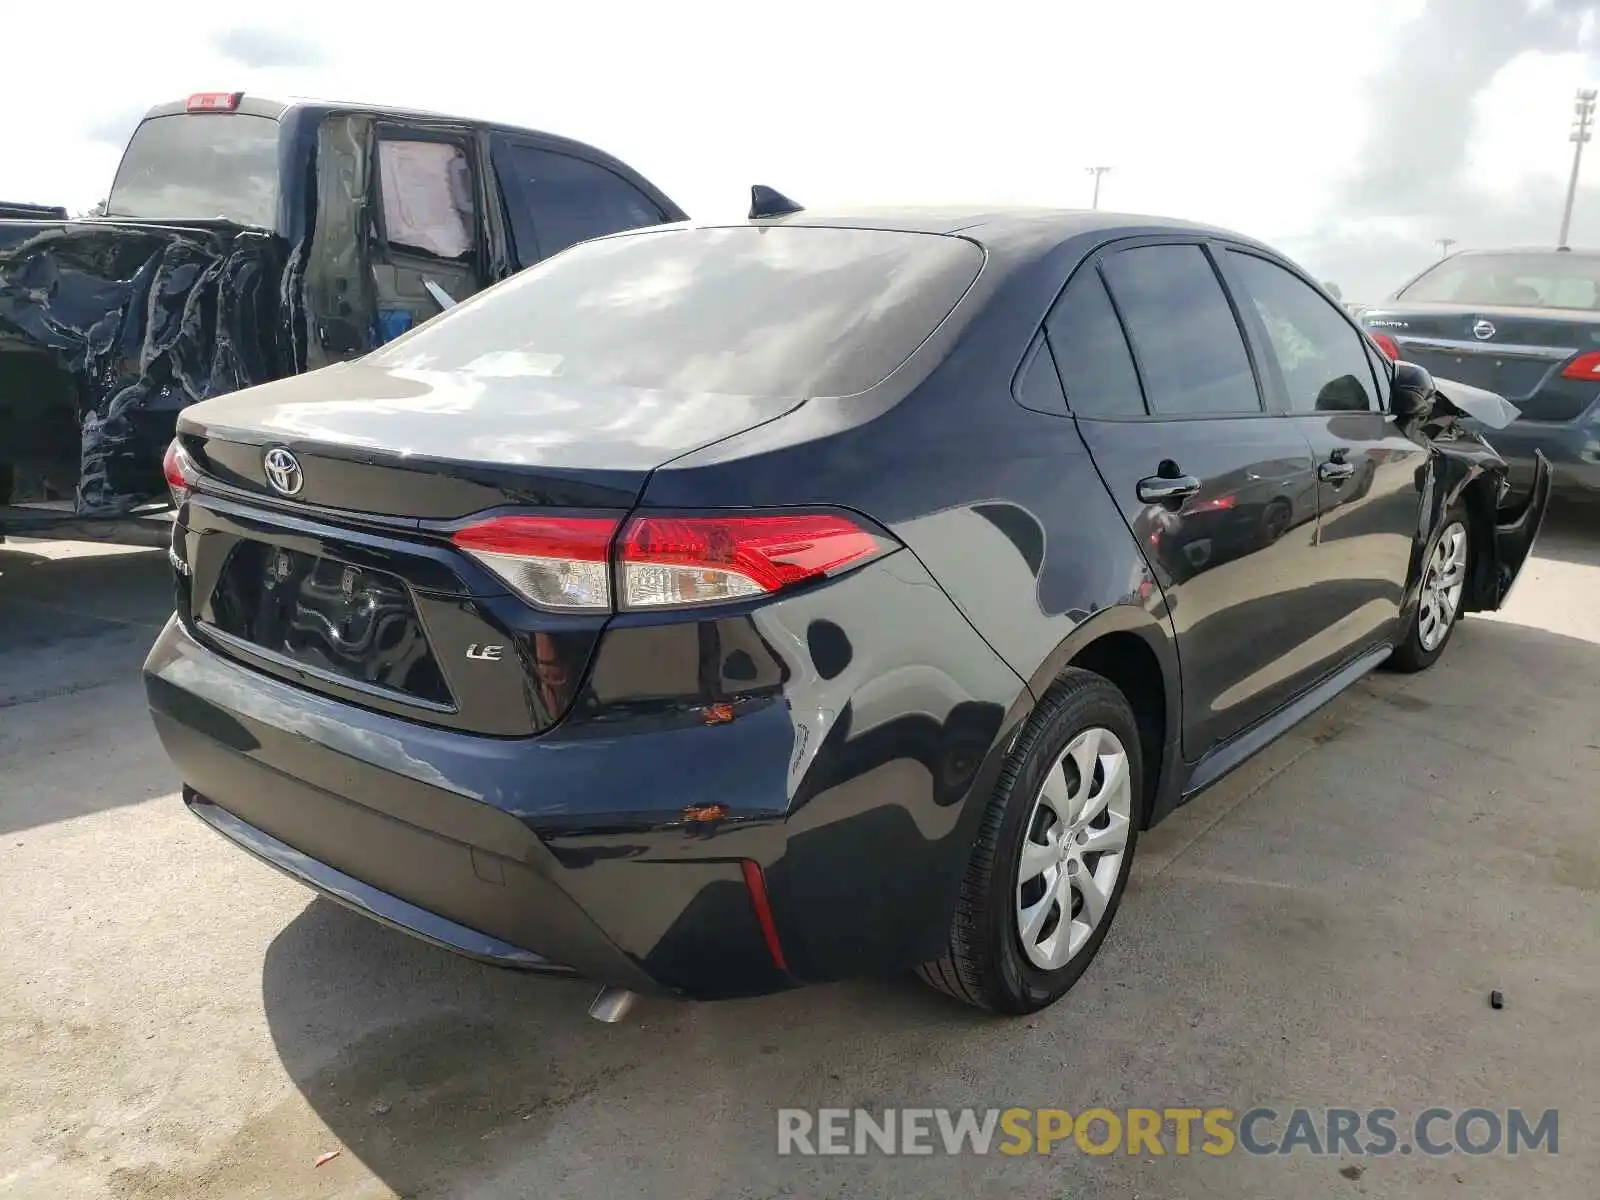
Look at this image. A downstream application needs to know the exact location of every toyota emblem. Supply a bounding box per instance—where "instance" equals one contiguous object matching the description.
[1472,319,1496,341]
[263,447,304,497]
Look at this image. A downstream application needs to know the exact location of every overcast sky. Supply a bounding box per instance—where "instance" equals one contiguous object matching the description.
[2,0,1597,301]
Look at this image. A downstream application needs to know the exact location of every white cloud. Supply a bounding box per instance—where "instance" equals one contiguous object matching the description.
[0,0,1594,299]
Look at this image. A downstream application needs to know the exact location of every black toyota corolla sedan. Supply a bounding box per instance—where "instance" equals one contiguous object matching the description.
[144,202,1551,1017]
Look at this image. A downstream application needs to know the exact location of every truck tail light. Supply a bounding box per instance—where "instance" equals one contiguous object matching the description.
[450,511,895,612]
[187,92,244,113]
[1560,350,1600,380]
[162,438,198,504]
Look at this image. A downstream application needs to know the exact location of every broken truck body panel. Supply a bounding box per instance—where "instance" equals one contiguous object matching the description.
[0,95,685,528]
[0,218,289,512]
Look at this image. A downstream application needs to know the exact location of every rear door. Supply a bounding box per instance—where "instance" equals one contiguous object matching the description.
[1054,241,1323,759]
[1219,249,1428,667]
[489,138,670,269]
[369,125,489,339]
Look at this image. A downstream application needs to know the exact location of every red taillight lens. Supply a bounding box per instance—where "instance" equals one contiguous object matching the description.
[618,513,889,609]
[450,510,894,613]
[187,91,243,113]
[452,515,619,610]
[162,438,197,503]
[1369,332,1400,360]
[1561,349,1600,380]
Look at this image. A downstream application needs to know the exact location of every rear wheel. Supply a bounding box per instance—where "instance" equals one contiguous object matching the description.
[918,669,1142,1013]
[1387,505,1470,673]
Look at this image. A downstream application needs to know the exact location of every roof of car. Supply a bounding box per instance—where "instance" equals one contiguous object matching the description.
[729,205,1255,254]
[1450,246,1600,258]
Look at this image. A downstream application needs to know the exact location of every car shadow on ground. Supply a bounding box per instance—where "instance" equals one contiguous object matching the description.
[257,609,1600,1199]
[1533,501,1600,568]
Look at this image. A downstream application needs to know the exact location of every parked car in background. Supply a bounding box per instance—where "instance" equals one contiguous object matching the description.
[144,204,1550,1018]
[1358,246,1600,502]
[0,92,684,545]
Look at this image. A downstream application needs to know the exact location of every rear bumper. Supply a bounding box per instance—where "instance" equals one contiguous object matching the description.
[144,551,1028,999]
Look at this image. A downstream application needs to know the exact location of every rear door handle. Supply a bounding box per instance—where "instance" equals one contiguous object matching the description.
[1137,474,1202,503]
[1318,459,1356,482]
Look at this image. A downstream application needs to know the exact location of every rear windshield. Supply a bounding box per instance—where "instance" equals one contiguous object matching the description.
[1397,252,1600,311]
[368,226,984,397]
[107,114,280,227]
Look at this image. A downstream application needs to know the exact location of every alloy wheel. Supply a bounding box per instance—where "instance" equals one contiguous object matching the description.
[1418,521,1468,652]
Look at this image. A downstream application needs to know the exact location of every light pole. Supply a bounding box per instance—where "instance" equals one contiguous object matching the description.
[1436,237,1457,259]
[1558,88,1597,247]
[1086,166,1112,210]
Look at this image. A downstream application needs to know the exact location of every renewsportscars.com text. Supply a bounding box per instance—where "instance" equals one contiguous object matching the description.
[776,1106,1559,1157]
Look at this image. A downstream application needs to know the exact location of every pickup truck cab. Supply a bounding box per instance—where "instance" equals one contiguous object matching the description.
[0,92,685,544]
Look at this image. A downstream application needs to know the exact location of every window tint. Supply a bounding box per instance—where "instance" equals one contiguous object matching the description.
[1102,245,1260,416]
[107,114,279,227]
[492,142,666,262]
[1226,252,1376,413]
[1013,333,1068,415]
[1044,269,1146,417]
[369,225,984,398]
[377,139,475,259]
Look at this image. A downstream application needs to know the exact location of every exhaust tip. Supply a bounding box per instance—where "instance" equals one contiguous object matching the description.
[588,986,638,1024]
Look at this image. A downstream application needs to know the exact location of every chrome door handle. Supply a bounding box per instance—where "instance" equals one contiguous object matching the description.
[1137,474,1202,503]
[1318,460,1356,482]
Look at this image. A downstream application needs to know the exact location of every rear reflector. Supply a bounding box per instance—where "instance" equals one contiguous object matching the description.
[1369,332,1400,361]
[619,513,888,610]
[450,510,894,612]
[1561,349,1600,380]
[740,860,789,973]
[187,92,243,113]
[452,515,617,611]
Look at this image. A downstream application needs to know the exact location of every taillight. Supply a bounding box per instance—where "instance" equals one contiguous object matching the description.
[1369,332,1400,360]
[452,515,618,611]
[162,438,197,504]
[619,513,890,610]
[449,510,894,612]
[1561,349,1600,380]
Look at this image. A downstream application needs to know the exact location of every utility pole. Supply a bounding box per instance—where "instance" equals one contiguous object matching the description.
[1436,237,1456,259]
[1086,166,1112,210]
[1558,88,1597,247]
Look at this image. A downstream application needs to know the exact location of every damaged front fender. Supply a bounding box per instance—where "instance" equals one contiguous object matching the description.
[1417,375,1552,613]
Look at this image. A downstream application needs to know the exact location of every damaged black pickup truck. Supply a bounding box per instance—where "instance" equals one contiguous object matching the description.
[0,92,684,544]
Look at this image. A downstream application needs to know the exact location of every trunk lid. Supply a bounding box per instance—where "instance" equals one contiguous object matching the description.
[172,362,802,735]
[177,360,802,517]
[1360,302,1600,421]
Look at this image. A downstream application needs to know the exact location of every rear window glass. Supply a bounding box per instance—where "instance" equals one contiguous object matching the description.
[107,114,280,227]
[1397,253,1600,310]
[368,226,983,397]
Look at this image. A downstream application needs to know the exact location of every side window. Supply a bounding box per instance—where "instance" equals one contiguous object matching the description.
[1043,268,1146,418]
[1225,251,1377,413]
[491,141,666,264]
[375,138,476,260]
[1013,332,1068,415]
[1101,245,1262,416]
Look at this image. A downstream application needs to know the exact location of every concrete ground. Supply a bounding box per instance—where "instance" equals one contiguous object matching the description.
[1,512,1597,1199]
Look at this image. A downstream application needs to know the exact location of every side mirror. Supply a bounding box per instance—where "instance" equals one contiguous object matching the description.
[1389,359,1436,421]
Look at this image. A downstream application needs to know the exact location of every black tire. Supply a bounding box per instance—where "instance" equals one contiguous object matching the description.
[917,668,1143,1013]
[1386,501,1471,674]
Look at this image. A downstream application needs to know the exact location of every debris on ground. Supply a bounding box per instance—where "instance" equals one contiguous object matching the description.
[314,1150,342,1169]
